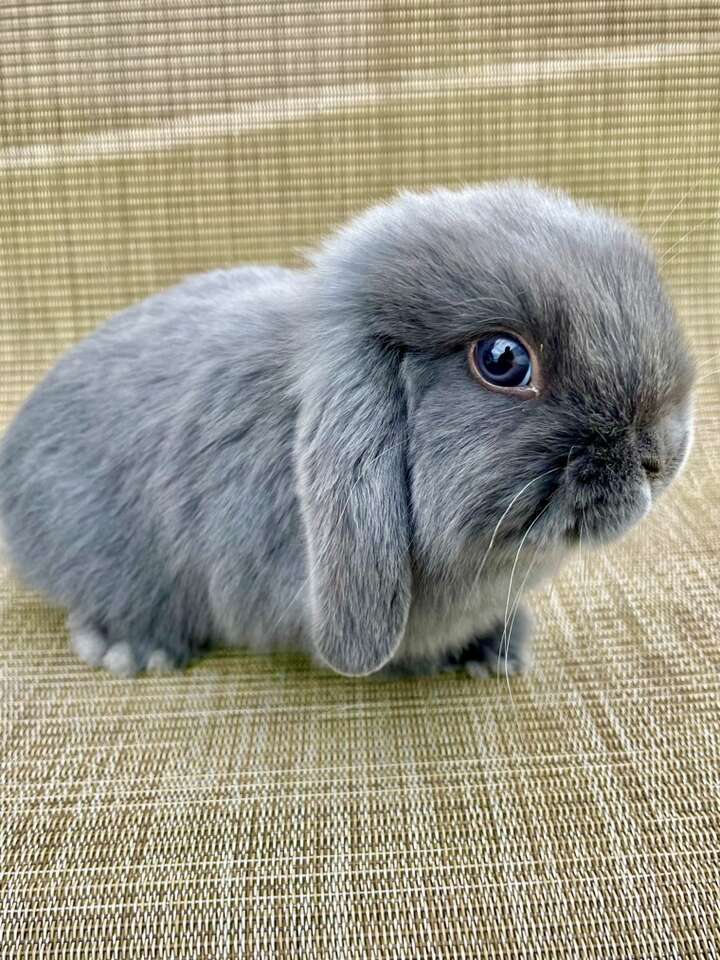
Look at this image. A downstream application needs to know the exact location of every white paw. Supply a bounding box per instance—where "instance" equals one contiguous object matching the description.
[465,660,491,679]
[464,655,529,678]
[146,649,177,673]
[70,625,107,667]
[101,642,138,678]
[490,658,520,677]
[483,654,529,678]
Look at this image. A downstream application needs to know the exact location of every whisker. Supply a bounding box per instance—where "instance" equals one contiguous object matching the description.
[580,514,589,578]
[637,160,674,225]
[577,512,584,569]
[650,168,719,244]
[485,503,550,752]
[497,501,552,719]
[695,369,720,385]
[505,536,545,659]
[694,350,720,372]
[660,212,720,264]
[472,466,560,594]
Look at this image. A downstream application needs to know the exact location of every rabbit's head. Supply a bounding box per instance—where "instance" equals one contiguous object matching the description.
[296,183,695,676]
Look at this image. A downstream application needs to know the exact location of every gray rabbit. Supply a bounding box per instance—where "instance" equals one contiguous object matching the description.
[0,183,694,678]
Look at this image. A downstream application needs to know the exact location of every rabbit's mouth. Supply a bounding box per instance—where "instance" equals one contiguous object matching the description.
[523,454,655,550]
[548,407,692,549]
[555,478,653,548]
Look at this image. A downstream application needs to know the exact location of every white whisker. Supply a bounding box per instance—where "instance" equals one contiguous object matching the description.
[650,168,719,243]
[695,368,720,385]
[580,514,590,586]
[637,162,672,225]
[505,536,545,657]
[660,212,720,264]
[694,350,720,372]
[496,501,552,733]
[472,466,559,593]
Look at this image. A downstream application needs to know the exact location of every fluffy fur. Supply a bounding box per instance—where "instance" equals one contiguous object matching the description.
[0,183,695,677]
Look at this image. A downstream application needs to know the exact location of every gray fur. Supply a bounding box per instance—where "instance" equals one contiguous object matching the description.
[0,183,694,677]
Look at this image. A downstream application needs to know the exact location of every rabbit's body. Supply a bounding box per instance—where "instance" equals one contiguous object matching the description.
[1,266,307,666]
[0,263,545,674]
[0,184,694,677]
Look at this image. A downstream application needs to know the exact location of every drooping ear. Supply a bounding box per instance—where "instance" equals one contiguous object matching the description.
[295,337,411,676]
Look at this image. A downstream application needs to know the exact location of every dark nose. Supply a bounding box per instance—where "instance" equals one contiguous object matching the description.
[641,455,662,479]
[567,433,659,491]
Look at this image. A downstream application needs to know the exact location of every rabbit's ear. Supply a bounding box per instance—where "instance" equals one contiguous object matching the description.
[296,340,411,676]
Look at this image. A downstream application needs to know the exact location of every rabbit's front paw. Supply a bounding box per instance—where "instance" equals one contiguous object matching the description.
[443,606,534,678]
[68,613,182,677]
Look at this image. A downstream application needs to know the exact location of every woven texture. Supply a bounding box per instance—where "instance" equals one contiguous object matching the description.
[1,4,719,957]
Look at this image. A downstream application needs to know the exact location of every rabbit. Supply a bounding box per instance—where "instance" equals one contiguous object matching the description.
[0,182,695,679]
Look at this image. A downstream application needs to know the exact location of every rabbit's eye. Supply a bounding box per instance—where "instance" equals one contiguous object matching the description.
[469,334,538,398]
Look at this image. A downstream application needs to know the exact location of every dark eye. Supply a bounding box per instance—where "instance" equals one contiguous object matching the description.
[469,334,538,397]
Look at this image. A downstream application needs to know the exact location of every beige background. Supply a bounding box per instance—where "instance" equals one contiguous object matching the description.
[1,3,719,957]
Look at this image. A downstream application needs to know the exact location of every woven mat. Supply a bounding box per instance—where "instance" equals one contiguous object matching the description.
[1,4,719,957]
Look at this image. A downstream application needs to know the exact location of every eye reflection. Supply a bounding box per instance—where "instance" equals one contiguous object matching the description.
[471,334,533,390]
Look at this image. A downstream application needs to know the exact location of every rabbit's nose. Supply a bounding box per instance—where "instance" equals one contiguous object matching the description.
[641,455,662,479]
[634,423,674,485]
[569,440,640,487]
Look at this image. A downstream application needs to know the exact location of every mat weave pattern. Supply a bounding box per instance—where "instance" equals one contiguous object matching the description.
[1,4,719,957]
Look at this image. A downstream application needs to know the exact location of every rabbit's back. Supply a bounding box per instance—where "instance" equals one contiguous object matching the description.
[0,266,308,658]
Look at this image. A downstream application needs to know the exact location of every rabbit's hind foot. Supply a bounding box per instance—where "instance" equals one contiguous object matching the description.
[68,612,181,677]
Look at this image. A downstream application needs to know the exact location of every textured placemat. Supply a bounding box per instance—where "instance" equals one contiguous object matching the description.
[1,3,719,957]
